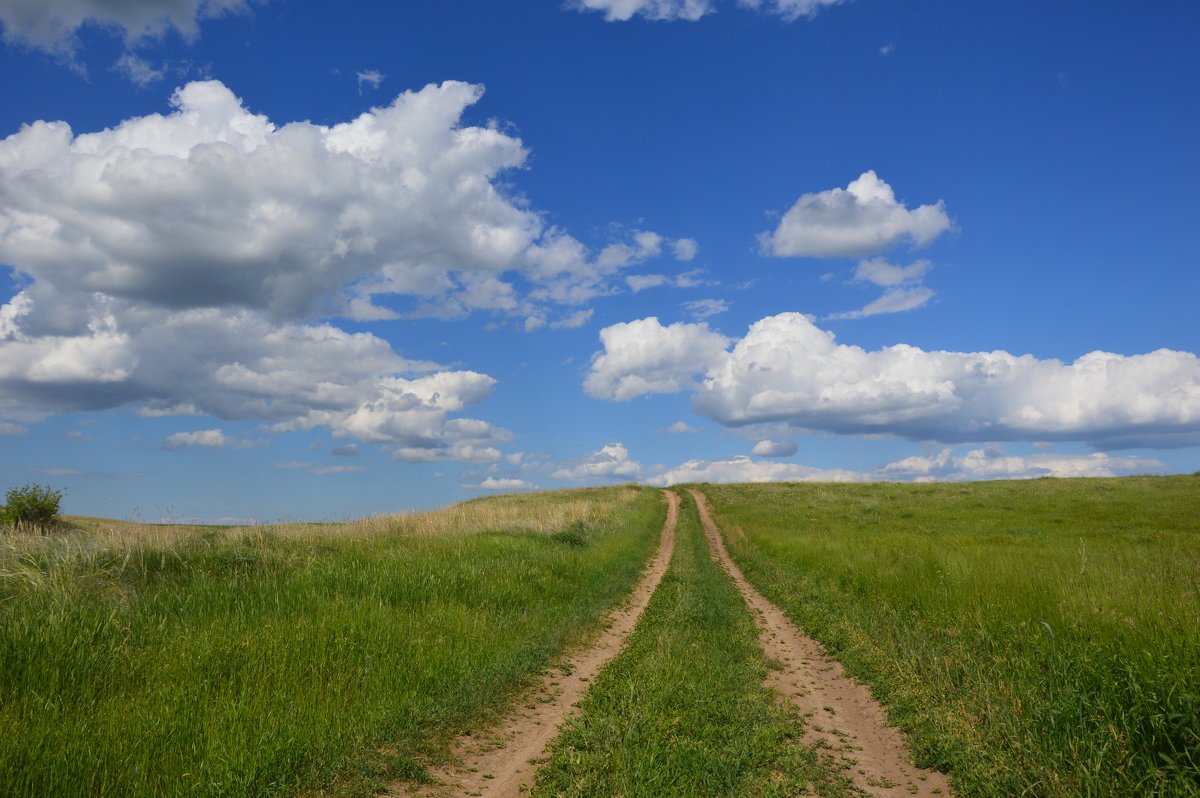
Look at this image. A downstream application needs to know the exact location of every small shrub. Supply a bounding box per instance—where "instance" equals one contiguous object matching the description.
[2,483,64,532]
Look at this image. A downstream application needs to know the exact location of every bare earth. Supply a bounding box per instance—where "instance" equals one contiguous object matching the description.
[688,489,955,798]
[389,490,680,798]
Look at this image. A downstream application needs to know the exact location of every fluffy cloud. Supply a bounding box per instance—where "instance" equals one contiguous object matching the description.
[671,238,699,261]
[760,171,952,258]
[0,80,686,459]
[571,0,843,22]
[647,455,866,486]
[0,0,256,58]
[586,312,1200,448]
[552,442,643,480]
[751,438,797,457]
[584,317,730,401]
[1,80,682,324]
[666,420,701,433]
[469,476,537,491]
[161,428,246,450]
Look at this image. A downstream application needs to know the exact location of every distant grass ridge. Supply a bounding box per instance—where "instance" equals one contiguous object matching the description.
[0,484,661,798]
[703,476,1200,798]
[531,490,852,798]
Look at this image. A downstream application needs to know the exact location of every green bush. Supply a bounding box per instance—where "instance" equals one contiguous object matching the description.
[2,483,63,531]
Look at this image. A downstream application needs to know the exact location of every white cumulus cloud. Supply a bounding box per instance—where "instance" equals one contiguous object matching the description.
[583,317,730,401]
[760,171,952,258]
[586,312,1200,449]
[751,438,798,457]
[552,442,643,480]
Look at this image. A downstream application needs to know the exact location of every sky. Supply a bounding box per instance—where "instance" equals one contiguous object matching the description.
[1,0,1197,523]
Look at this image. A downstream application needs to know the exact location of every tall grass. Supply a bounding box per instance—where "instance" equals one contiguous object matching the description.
[702,476,1200,797]
[0,485,661,797]
[531,490,852,798]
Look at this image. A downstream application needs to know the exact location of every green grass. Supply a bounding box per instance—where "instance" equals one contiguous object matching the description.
[701,476,1200,798]
[0,485,662,798]
[530,490,853,798]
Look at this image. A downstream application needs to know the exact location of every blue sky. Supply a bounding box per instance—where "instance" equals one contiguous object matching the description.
[1,0,1197,522]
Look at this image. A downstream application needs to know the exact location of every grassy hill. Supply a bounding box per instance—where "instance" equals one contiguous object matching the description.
[2,477,1196,797]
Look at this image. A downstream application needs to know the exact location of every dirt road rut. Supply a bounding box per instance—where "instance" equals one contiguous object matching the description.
[390,490,679,798]
[688,489,954,798]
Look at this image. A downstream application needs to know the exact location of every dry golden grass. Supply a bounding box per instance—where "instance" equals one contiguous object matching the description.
[51,483,646,548]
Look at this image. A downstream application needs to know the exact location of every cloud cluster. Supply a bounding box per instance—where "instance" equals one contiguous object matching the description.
[0,0,256,58]
[586,312,1200,448]
[880,446,1168,481]
[760,171,952,258]
[551,442,642,480]
[827,257,936,320]
[646,445,1168,487]
[647,454,865,486]
[0,80,692,458]
[571,0,844,22]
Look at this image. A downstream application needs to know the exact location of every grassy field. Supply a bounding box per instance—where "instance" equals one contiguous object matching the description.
[531,489,851,797]
[702,476,1200,797]
[0,485,662,798]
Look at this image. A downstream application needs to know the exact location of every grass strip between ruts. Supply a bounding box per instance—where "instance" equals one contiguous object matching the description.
[530,489,857,798]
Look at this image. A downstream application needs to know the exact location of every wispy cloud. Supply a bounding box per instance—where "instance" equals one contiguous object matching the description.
[356,69,385,94]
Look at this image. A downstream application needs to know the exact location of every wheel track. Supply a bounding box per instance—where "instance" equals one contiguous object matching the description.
[389,489,679,798]
[688,489,955,798]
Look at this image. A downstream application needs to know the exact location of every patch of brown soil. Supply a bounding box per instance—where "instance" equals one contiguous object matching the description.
[389,490,679,798]
[688,489,954,798]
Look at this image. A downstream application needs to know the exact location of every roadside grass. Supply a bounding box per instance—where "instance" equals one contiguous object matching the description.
[701,476,1200,797]
[0,484,661,798]
[530,490,855,798]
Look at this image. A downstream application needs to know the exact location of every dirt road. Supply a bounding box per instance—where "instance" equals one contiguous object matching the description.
[688,489,955,798]
[390,489,679,798]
